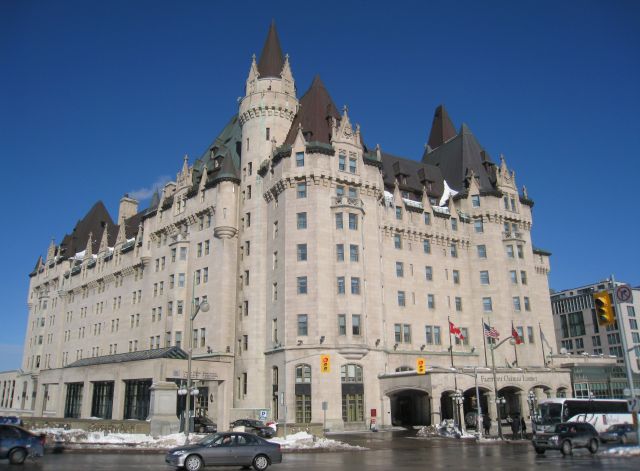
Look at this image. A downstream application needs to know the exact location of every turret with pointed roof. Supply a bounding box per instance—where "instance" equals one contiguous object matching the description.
[257,21,285,78]
[427,105,457,151]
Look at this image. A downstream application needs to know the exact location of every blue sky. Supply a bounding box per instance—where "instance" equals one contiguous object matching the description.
[1,0,639,371]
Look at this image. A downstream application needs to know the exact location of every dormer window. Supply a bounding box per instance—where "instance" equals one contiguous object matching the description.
[214,157,222,169]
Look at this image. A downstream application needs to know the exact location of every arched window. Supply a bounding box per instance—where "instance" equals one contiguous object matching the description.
[340,364,364,423]
[294,364,311,423]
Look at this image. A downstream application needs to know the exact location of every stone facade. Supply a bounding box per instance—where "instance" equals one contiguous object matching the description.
[7,24,577,432]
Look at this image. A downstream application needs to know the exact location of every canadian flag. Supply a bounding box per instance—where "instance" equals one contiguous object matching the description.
[512,326,524,345]
[449,321,465,340]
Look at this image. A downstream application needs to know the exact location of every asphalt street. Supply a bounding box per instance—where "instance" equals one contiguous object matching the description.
[5,432,639,471]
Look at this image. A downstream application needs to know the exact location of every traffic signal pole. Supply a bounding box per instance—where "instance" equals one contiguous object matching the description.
[610,274,640,445]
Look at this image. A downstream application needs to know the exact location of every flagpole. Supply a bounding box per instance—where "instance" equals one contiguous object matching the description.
[448,316,455,369]
[482,317,488,366]
[538,323,546,366]
[511,321,519,367]
[448,316,460,429]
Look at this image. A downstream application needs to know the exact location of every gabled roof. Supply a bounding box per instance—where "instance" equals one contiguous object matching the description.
[257,21,285,78]
[427,105,457,151]
[284,75,340,146]
[381,152,445,199]
[422,122,496,193]
[65,346,187,368]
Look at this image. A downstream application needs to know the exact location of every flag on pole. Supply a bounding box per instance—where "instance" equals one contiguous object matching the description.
[540,326,553,352]
[449,321,465,341]
[483,322,499,338]
[511,325,524,344]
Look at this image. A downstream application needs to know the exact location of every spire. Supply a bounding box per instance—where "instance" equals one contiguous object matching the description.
[427,105,457,151]
[99,224,109,253]
[284,75,340,145]
[257,21,285,78]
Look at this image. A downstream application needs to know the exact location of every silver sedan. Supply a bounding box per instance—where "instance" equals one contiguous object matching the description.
[165,432,282,471]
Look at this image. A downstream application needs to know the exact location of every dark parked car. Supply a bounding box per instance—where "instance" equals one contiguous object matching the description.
[165,432,281,471]
[230,419,275,438]
[0,424,46,464]
[599,423,638,445]
[532,422,599,455]
[193,416,217,434]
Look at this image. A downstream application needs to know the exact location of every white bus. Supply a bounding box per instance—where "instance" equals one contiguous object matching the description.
[534,398,631,433]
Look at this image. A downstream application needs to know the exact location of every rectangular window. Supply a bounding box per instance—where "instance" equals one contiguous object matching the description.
[178,273,185,287]
[297,314,308,336]
[452,270,460,284]
[171,248,177,262]
[483,297,493,312]
[527,326,535,344]
[434,326,441,345]
[297,244,308,261]
[348,186,357,198]
[335,213,343,229]
[424,212,431,225]
[266,127,270,140]
[297,276,308,294]
[336,185,344,196]
[398,291,406,307]
[403,324,411,343]
[336,244,345,261]
[510,270,518,284]
[513,296,521,311]
[474,219,484,233]
[352,315,361,335]
[177,301,183,315]
[349,157,357,173]
[337,276,345,294]
[427,294,435,309]
[425,325,433,344]
[423,239,431,254]
[394,324,402,343]
[396,261,404,277]
[524,297,531,311]
[520,271,527,285]
[517,245,524,259]
[297,212,307,229]
[204,240,210,255]
[450,243,458,258]
[338,153,346,171]
[394,234,402,249]
[351,277,361,295]
[338,314,346,336]
[455,297,462,311]
[350,244,359,262]
[395,206,403,220]
[480,271,490,285]
[471,195,480,207]
[425,266,433,281]
[506,245,515,258]
[179,247,187,261]
[348,213,358,230]
[451,218,458,231]
[297,182,307,198]
[296,152,305,167]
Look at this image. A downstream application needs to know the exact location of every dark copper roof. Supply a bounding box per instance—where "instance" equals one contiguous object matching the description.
[257,21,285,78]
[59,201,115,257]
[284,75,340,145]
[427,105,457,151]
[381,153,445,199]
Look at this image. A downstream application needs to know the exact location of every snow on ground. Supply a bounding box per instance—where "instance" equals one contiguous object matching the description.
[602,446,640,457]
[415,421,477,440]
[30,428,364,451]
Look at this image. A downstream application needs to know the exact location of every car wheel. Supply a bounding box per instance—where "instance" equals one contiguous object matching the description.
[588,438,599,454]
[534,446,545,455]
[253,454,270,471]
[184,454,204,471]
[9,448,27,465]
[561,440,572,456]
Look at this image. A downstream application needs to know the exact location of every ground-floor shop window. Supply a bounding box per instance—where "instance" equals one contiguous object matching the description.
[341,364,364,422]
[64,382,83,418]
[123,379,152,420]
[91,381,114,419]
[296,394,312,423]
[342,393,364,422]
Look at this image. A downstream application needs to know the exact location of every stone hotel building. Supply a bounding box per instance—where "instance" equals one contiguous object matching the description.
[2,24,574,431]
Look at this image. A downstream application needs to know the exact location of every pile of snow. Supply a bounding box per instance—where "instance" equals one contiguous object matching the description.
[268,431,366,451]
[415,420,476,440]
[602,446,640,457]
[30,427,364,451]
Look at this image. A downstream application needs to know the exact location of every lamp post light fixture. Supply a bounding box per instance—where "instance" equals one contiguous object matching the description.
[527,391,537,434]
[184,299,210,437]
[489,335,516,439]
[452,390,464,433]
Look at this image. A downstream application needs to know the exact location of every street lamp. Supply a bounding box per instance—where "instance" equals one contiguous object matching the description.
[527,391,537,435]
[452,390,464,433]
[184,299,210,437]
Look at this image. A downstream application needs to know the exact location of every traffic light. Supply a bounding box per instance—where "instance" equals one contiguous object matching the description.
[593,291,615,326]
[416,357,426,375]
[320,354,330,373]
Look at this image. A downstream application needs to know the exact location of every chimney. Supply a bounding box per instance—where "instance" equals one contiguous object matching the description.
[118,194,138,225]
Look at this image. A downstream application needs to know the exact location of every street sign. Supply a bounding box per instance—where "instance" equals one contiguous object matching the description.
[259,409,268,419]
[322,401,328,411]
[616,285,633,303]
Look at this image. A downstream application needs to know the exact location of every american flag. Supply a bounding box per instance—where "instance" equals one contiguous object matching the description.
[483,322,499,339]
